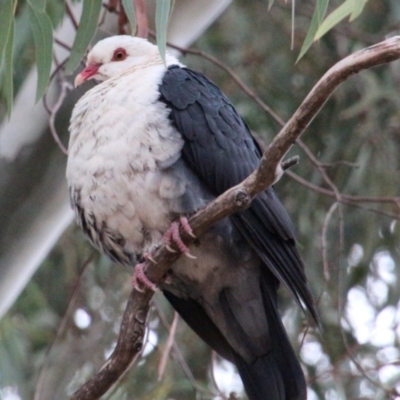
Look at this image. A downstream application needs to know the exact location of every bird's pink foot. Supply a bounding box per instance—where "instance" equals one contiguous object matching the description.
[179,216,196,238]
[163,217,196,259]
[132,261,158,292]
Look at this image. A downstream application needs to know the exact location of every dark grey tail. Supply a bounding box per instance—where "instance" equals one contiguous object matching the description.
[233,347,306,400]
[163,274,308,400]
[232,276,307,400]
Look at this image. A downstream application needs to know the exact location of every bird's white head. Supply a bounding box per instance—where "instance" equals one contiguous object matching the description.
[74,36,166,87]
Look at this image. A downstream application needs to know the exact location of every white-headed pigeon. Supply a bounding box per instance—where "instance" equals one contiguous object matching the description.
[67,35,318,400]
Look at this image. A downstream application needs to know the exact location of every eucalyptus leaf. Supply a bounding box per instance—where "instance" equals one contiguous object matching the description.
[64,0,102,75]
[121,0,136,35]
[0,0,14,61]
[0,18,14,117]
[297,0,329,62]
[349,0,368,21]
[170,0,175,20]
[315,0,356,41]
[28,0,46,13]
[155,0,171,65]
[27,3,53,102]
[316,0,330,24]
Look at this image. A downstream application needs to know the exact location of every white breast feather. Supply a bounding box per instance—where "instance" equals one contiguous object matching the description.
[67,63,184,263]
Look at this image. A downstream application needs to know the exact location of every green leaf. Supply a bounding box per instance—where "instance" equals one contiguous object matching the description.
[349,0,368,21]
[29,0,46,13]
[316,0,330,23]
[27,2,54,102]
[0,15,14,117]
[268,0,274,10]
[0,0,14,62]
[64,0,102,75]
[170,0,175,20]
[315,0,368,41]
[297,0,329,62]
[156,0,171,65]
[121,0,136,35]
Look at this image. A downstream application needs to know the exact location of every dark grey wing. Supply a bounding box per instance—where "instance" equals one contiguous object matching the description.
[159,65,317,323]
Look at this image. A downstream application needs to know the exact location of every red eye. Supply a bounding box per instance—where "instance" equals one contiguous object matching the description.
[112,48,127,61]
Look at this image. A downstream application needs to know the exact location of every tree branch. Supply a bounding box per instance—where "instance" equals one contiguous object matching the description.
[70,36,400,400]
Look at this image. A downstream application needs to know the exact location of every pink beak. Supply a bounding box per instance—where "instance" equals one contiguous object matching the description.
[74,63,101,87]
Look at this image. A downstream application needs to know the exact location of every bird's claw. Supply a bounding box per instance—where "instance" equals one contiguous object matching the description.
[143,252,157,265]
[179,216,196,238]
[165,244,177,253]
[132,262,158,292]
[163,218,197,259]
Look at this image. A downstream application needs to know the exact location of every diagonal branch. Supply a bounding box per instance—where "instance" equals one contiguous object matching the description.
[70,36,400,400]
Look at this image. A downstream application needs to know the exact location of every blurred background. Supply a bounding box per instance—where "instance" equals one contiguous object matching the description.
[0,0,400,399]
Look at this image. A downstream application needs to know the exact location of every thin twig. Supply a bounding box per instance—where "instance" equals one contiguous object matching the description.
[54,38,73,51]
[152,299,214,396]
[286,170,400,206]
[296,138,343,202]
[321,202,339,281]
[319,160,360,168]
[298,323,310,351]
[42,58,69,115]
[48,80,69,155]
[65,0,79,30]
[157,311,179,380]
[210,351,229,400]
[43,55,70,155]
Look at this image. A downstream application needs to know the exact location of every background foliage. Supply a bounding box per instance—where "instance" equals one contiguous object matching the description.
[1,0,400,399]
